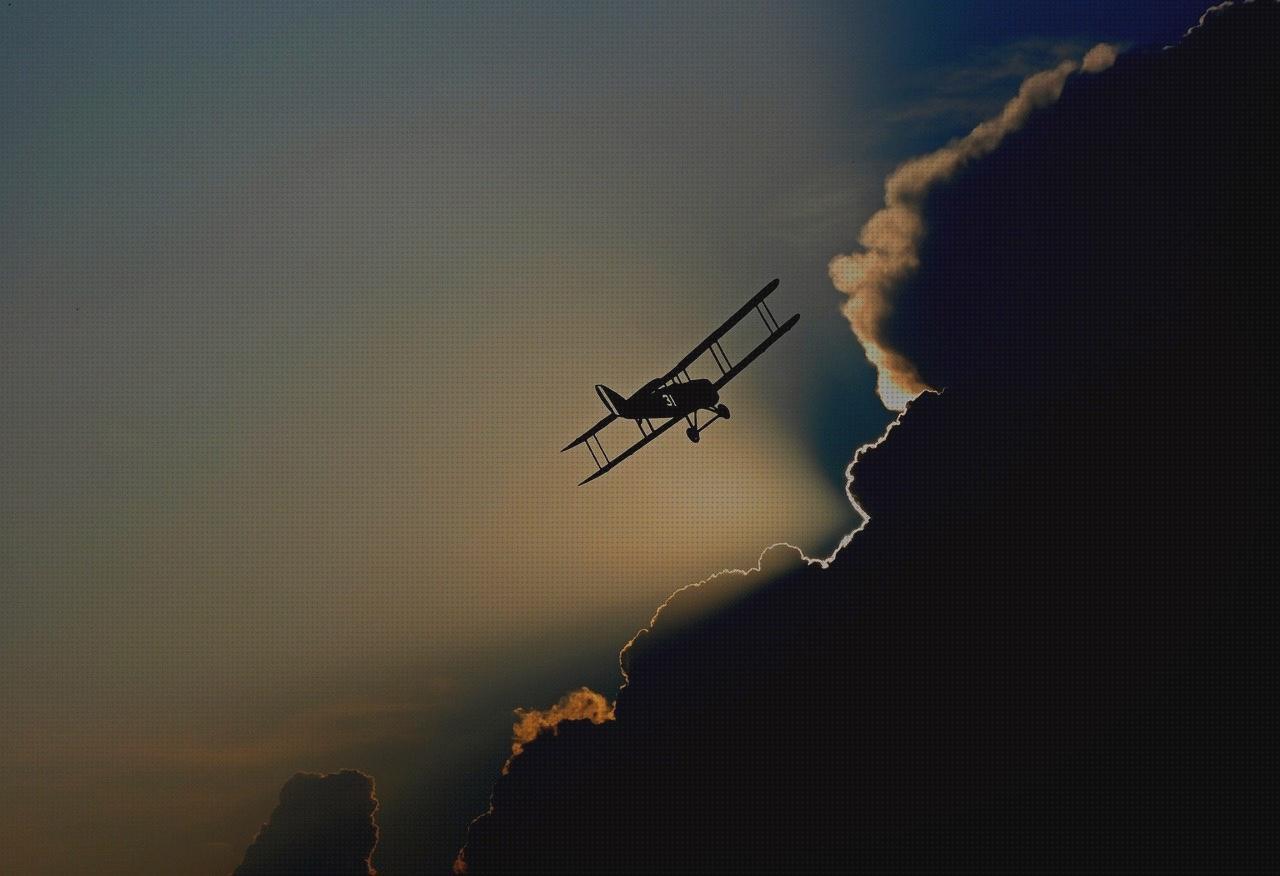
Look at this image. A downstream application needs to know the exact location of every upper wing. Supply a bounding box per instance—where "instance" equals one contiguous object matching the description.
[575,416,681,485]
[660,278,781,384]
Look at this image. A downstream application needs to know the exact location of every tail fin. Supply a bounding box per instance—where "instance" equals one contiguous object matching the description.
[596,384,628,417]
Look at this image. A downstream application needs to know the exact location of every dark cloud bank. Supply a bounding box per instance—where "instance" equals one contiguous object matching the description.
[237,4,1277,872]
[456,5,1277,872]
[234,771,378,876]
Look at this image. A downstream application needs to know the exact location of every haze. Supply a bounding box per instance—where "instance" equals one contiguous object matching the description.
[0,2,1212,871]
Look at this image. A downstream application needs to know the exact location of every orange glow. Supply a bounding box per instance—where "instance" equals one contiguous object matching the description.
[506,688,615,771]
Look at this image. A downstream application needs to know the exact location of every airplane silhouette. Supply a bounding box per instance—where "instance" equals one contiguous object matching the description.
[593,378,727,442]
[562,279,799,484]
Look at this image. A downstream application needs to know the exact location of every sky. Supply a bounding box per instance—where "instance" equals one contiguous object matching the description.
[0,2,1218,872]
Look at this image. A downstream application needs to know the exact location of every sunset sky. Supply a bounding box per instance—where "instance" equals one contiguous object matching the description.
[1,3,1216,871]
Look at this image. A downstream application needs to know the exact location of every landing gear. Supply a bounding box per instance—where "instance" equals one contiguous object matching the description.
[686,426,701,443]
[715,404,731,420]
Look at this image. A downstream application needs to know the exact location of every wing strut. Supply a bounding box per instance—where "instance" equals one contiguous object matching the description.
[659,278,781,384]
[576,416,682,485]
[713,313,800,390]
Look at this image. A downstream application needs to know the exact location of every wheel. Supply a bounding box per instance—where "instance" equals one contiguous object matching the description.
[686,427,700,443]
[715,404,731,419]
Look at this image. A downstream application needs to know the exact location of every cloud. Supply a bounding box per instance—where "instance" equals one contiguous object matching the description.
[455,4,1279,870]
[234,770,379,876]
[447,689,615,874]
[1081,42,1119,73]
[829,45,1116,410]
[508,688,614,768]
[1182,0,1240,39]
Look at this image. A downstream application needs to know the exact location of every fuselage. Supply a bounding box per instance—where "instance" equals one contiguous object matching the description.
[621,379,719,419]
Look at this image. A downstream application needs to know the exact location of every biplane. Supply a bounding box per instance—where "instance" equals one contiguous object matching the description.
[562,278,800,484]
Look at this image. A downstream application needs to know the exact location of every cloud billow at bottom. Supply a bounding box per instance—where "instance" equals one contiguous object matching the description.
[234,770,379,876]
